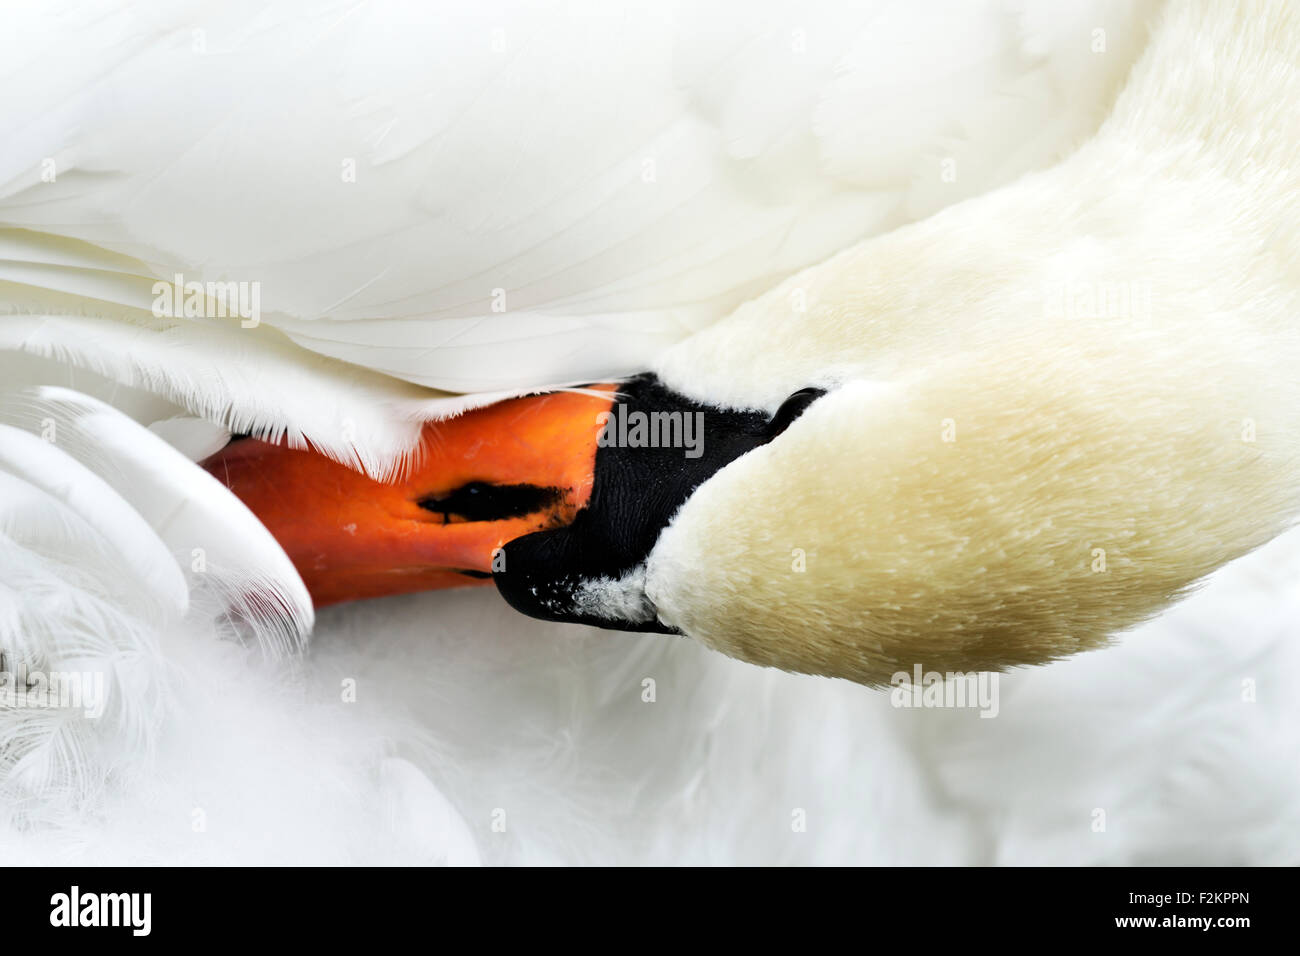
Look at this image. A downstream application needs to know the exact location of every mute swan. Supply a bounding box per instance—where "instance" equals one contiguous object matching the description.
[2,0,1297,865]
[202,0,1300,686]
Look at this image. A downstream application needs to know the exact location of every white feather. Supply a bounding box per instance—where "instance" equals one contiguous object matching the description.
[18,387,314,654]
[0,423,188,616]
[0,313,501,479]
[0,0,1152,393]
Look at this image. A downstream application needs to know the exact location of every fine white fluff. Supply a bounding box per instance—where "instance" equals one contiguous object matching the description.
[3,0,1296,866]
[3,525,1297,864]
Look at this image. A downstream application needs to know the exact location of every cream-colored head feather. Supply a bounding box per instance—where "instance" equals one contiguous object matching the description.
[646,0,1300,684]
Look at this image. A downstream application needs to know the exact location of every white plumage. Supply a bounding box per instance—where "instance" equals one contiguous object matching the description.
[1,0,1146,444]
[3,0,1296,864]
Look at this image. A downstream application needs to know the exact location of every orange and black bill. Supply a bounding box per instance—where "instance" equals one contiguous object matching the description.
[204,372,823,631]
[201,387,616,607]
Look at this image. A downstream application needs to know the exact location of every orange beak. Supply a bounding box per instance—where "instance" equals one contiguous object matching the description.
[201,386,616,607]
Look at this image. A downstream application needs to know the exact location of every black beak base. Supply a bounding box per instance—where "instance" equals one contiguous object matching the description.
[492,373,825,633]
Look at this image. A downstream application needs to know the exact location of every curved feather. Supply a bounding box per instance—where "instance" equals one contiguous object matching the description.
[0,423,188,615]
[16,387,315,654]
[0,313,501,480]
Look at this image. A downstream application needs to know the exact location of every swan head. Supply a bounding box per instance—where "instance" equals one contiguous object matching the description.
[201,370,840,650]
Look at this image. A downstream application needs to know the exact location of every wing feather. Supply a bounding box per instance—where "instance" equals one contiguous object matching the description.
[1,0,1157,396]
